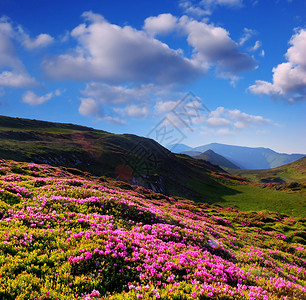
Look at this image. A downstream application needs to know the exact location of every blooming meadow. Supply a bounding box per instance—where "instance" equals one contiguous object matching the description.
[0,159,305,299]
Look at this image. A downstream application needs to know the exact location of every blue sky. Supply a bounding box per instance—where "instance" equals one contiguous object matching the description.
[0,0,305,153]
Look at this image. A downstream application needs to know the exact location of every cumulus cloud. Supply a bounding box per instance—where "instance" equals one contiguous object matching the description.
[114,104,149,118]
[0,17,40,88]
[42,11,201,85]
[155,100,178,113]
[0,17,54,51]
[78,97,125,124]
[43,11,255,87]
[22,91,53,105]
[180,16,257,76]
[143,14,178,36]
[0,71,36,88]
[202,106,270,135]
[249,28,306,102]
[20,31,54,50]
[0,21,19,69]
[79,97,104,118]
[205,116,231,127]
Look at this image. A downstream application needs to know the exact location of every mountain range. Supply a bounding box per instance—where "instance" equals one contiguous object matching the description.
[170,143,305,170]
[194,149,240,170]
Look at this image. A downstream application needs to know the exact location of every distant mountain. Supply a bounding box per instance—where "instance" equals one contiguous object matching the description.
[169,142,305,169]
[181,150,202,157]
[195,149,240,170]
[192,143,305,169]
[167,143,192,153]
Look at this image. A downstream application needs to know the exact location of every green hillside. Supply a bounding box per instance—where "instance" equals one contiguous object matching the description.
[1,115,305,218]
[0,115,235,203]
[230,157,306,184]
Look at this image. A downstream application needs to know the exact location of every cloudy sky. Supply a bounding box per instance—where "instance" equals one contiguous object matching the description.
[0,0,305,153]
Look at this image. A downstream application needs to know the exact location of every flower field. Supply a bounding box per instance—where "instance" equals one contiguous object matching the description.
[0,159,305,299]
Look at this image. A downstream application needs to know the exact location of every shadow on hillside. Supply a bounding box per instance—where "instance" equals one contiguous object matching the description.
[0,128,242,205]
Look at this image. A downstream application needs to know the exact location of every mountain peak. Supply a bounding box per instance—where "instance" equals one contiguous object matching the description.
[195,149,240,170]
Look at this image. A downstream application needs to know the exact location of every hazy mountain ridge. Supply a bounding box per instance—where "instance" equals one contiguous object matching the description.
[169,143,305,169]
[195,149,240,170]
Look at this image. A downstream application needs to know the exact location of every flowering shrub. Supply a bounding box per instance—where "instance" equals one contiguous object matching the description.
[0,159,305,299]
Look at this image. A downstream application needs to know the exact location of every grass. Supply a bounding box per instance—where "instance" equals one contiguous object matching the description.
[230,157,306,183]
[219,183,306,218]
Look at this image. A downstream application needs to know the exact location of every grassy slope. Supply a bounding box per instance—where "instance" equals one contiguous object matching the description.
[1,115,305,219]
[230,157,306,183]
[220,184,306,218]
[0,115,241,204]
[0,159,305,299]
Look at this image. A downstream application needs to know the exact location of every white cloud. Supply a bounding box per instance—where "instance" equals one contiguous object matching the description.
[180,16,257,75]
[180,0,243,16]
[180,1,210,17]
[216,128,235,135]
[21,32,54,50]
[155,100,178,113]
[0,71,36,88]
[239,28,256,46]
[0,21,23,70]
[42,12,202,85]
[114,104,149,118]
[22,91,53,105]
[202,106,270,135]
[143,14,178,36]
[81,82,165,105]
[248,80,282,96]
[81,82,184,121]
[79,97,104,118]
[43,11,255,87]
[78,97,124,124]
[0,17,40,88]
[228,108,270,127]
[251,40,261,51]
[249,28,306,102]
[206,117,231,127]
[164,112,188,129]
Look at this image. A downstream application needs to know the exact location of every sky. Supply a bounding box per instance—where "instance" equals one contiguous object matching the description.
[0,0,305,154]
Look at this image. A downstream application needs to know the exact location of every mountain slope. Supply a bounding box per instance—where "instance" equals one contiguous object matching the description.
[0,158,305,299]
[231,156,306,183]
[194,149,240,170]
[0,115,234,203]
[0,160,306,300]
[192,143,304,169]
